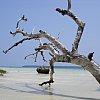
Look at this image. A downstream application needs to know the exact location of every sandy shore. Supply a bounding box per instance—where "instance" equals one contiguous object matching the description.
[0,68,100,100]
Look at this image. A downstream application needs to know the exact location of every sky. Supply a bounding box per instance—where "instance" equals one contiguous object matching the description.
[0,0,100,67]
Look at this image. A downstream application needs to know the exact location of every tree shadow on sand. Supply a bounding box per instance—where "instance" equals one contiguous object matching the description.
[0,83,100,100]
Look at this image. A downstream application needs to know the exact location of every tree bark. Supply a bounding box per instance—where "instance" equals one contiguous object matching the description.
[70,55,100,84]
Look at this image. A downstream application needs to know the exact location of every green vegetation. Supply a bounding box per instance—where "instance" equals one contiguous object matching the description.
[0,69,7,76]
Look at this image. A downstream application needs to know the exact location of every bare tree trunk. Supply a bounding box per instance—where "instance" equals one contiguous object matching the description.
[70,55,100,84]
[3,0,100,85]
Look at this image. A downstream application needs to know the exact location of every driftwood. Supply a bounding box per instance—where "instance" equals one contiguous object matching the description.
[4,0,100,86]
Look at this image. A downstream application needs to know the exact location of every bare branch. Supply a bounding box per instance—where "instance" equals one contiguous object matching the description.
[34,52,38,62]
[49,52,54,57]
[56,0,85,54]
[10,28,30,37]
[25,42,59,63]
[48,43,59,53]
[71,25,85,53]
[40,51,47,62]
[56,8,85,27]
[25,48,47,62]
[9,29,69,55]
[68,0,71,11]
[39,58,55,86]
[3,37,33,54]
[39,30,70,54]
[16,15,27,29]
[56,1,84,27]
[7,21,70,55]
[56,8,85,53]
[24,53,37,60]
[25,52,38,62]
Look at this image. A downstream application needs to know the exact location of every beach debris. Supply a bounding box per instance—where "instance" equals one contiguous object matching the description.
[39,80,54,87]
[36,66,49,74]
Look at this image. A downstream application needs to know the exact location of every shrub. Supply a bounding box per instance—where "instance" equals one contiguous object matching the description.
[0,69,7,76]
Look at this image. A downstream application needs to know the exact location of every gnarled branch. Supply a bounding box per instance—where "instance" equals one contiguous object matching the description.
[56,8,85,27]
[71,24,85,53]
[4,0,100,85]
[3,37,33,54]
[56,1,85,54]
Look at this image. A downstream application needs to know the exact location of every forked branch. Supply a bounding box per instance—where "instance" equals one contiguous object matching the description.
[25,50,47,62]
[16,15,27,29]
[56,0,85,54]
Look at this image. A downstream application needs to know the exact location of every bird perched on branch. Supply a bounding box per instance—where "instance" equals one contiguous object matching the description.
[88,52,94,61]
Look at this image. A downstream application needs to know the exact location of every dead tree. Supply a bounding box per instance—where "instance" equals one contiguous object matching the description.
[3,0,100,86]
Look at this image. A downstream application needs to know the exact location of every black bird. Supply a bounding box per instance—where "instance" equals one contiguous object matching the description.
[88,52,94,61]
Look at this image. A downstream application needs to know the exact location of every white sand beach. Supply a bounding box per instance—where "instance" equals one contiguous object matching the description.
[0,67,100,100]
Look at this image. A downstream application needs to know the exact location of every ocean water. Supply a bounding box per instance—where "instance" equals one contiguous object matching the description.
[0,66,89,85]
[0,66,85,77]
[0,66,100,100]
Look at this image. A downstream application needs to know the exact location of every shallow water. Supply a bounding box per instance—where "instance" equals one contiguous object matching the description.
[0,67,100,100]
